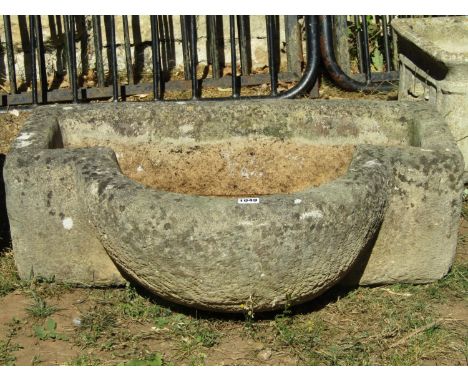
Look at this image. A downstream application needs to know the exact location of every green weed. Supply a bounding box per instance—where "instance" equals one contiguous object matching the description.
[0,318,23,365]
[120,353,165,366]
[77,307,117,346]
[33,318,67,341]
[66,354,101,366]
[0,250,20,296]
[26,291,58,318]
[0,340,19,365]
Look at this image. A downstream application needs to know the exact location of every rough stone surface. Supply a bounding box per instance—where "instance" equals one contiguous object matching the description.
[3,99,465,312]
[392,16,468,179]
[3,112,124,286]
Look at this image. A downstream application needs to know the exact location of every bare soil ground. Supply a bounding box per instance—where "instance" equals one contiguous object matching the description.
[0,86,466,366]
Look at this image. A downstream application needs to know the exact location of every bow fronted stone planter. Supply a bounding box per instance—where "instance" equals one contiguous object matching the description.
[4,100,464,312]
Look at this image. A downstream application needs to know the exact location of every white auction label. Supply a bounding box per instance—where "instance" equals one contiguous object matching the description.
[238,197,260,204]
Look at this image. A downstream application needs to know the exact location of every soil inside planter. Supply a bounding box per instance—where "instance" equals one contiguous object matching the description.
[108,138,355,196]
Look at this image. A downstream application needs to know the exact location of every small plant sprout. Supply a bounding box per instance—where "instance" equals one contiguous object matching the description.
[26,291,58,318]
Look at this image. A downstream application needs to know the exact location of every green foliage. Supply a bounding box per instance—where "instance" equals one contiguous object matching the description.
[0,251,20,297]
[33,318,67,341]
[66,355,101,366]
[77,307,117,346]
[119,284,172,320]
[26,291,58,318]
[348,16,390,73]
[192,323,220,348]
[462,189,468,220]
[0,341,17,365]
[0,318,23,366]
[371,49,385,72]
[120,353,165,366]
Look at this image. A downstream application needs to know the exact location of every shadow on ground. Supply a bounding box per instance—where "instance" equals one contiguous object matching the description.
[0,154,11,252]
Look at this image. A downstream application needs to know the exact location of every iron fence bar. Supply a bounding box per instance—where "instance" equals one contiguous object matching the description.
[64,16,78,103]
[150,15,162,100]
[319,15,396,92]
[180,16,191,81]
[229,16,239,98]
[266,15,278,96]
[92,16,105,87]
[63,16,72,86]
[51,16,65,78]
[381,16,392,72]
[237,15,252,76]
[1,72,303,107]
[0,14,400,107]
[189,16,199,99]
[122,16,134,84]
[361,15,372,82]
[29,15,38,105]
[3,16,17,94]
[107,15,119,101]
[279,15,319,99]
[35,16,48,104]
[353,15,365,74]
[207,16,222,79]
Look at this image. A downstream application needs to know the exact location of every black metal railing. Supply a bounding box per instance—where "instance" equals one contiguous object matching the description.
[320,16,396,92]
[0,15,400,108]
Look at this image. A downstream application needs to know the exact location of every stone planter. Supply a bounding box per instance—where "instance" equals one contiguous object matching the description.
[392,16,468,180]
[3,100,464,312]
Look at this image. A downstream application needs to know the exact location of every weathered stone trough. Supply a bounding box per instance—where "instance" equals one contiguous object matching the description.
[392,16,468,180]
[3,100,464,312]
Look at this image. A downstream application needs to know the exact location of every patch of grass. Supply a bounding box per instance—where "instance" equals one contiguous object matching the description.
[462,189,468,220]
[167,315,220,365]
[320,283,465,365]
[0,250,20,297]
[426,263,467,299]
[119,353,165,366]
[113,284,221,359]
[118,284,172,320]
[77,304,118,347]
[0,318,23,365]
[191,321,220,348]
[273,313,325,364]
[26,291,59,318]
[66,354,101,366]
[0,340,19,365]
[31,355,42,365]
[170,315,220,347]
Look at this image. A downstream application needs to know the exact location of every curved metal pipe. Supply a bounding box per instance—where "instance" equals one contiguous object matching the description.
[319,15,396,93]
[279,15,320,99]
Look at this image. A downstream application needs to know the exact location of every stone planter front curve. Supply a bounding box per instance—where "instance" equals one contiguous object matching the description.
[74,145,389,312]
